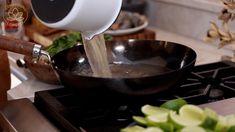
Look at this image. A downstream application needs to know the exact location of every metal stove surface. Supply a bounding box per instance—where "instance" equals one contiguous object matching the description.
[34,61,235,132]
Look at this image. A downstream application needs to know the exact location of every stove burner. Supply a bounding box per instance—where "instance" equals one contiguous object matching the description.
[209,88,224,98]
[34,61,235,132]
[160,62,235,104]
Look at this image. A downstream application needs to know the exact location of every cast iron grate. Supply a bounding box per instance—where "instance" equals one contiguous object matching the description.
[34,61,235,132]
[158,61,235,104]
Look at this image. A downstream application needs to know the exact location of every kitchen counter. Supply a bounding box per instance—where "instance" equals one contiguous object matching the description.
[7,28,235,101]
[7,52,60,101]
[1,97,235,131]
[153,28,234,65]
[0,98,59,132]
[200,97,235,116]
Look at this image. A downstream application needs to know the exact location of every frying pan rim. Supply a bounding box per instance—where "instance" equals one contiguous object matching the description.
[52,39,197,79]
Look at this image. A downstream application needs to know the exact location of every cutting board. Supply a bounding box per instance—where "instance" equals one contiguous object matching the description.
[24,25,156,47]
[24,25,70,47]
[200,97,235,115]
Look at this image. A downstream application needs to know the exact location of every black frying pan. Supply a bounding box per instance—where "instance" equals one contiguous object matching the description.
[0,36,196,95]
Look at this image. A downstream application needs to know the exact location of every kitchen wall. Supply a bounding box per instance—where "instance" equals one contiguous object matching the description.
[145,0,228,42]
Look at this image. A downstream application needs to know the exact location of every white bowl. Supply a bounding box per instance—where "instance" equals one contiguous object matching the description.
[105,11,148,36]
[32,0,122,39]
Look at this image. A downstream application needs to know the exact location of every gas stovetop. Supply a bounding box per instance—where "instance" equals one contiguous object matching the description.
[34,61,235,132]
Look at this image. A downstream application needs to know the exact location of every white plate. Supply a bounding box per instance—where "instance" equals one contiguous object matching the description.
[105,21,148,36]
[105,12,148,36]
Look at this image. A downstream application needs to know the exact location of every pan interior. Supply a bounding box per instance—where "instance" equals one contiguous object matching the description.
[52,40,196,79]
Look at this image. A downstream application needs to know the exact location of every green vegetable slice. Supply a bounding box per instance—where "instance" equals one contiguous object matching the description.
[214,116,228,132]
[200,108,218,130]
[160,98,187,112]
[181,126,206,132]
[169,105,205,129]
[121,125,145,132]
[179,105,205,122]
[122,99,235,132]
[147,113,168,124]
[141,105,170,116]
[156,123,174,132]
[133,116,148,126]
[226,115,235,127]
[169,111,203,129]
[143,127,163,132]
[228,125,235,132]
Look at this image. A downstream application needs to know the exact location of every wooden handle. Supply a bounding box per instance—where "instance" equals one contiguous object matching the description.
[0,50,10,102]
[0,35,38,56]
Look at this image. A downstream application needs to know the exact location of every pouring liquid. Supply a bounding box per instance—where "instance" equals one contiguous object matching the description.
[82,34,112,78]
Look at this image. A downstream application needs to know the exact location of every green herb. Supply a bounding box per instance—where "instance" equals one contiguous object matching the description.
[104,34,113,41]
[46,32,113,57]
[46,32,82,57]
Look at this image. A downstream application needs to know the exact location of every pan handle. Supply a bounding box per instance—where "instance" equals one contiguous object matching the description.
[0,35,42,58]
